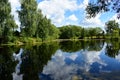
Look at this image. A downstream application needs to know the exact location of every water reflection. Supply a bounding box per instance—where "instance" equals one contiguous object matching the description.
[40,43,106,80]
[105,42,120,58]
[40,41,120,80]
[0,41,120,80]
[13,42,59,80]
[0,46,17,80]
[12,48,23,80]
[60,40,104,52]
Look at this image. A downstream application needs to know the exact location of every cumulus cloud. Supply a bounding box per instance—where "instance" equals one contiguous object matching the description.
[79,0,89,9]
[9,0,21,28]
[80,14,104,27]
[37,0,104,28]
[110,14,120,23]
[38,0,79,26]
[78,0,104,28]
[68,14,78,21]
[8,0,104,29]
[78,0,105,28]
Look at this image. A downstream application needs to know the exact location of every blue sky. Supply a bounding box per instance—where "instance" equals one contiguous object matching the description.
[9,0,119,30]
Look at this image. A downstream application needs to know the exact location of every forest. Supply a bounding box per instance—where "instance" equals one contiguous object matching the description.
[0,0,120,45]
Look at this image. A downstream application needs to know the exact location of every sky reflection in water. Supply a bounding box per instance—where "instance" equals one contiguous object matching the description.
[40,43,120,80]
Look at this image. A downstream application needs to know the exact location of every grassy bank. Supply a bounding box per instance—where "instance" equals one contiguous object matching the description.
[1,36,119,46]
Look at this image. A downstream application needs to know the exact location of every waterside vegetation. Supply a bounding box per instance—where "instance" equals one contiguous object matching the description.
[0,0,120,45]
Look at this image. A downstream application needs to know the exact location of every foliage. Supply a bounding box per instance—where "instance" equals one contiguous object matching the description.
[18,1,59,41]
[87,27,103,38]
[59,25,82,39]
[86,0,120,18]
[0,0,17,43]
[1,0,120,44]
[105,20,119,34]
[59,25,103,39]
[18,0,37,37]
[35,10,59,41]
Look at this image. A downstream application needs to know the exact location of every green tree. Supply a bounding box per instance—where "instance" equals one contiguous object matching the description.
[48,24,60,40]
[87,27,103,38]
[105,20,119,34]
[36,10,59,41]
[0,0,17,42]
[18,0,37,37]
[80,28,85,39]
[59,25,82,39]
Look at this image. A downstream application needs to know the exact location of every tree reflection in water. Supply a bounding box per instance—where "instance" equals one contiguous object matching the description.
[105,41,120,58]
[0,46,17,80]
[40,41,120,80]
[1,40,120,80]
[15,42,59,80]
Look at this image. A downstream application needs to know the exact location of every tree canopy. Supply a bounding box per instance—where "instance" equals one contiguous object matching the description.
[1,0,120,44]
[59,25,103,39]
[0,0,17,42]
[86,0,120,18]
[18,0,37,37]
[105,20,119,34]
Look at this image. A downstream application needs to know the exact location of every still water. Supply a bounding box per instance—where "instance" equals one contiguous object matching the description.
[0,40,120,80]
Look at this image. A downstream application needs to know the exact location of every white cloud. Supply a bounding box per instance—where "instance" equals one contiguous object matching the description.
[68,14,78,21]
[78,0,105,28]
[8,0,105,29]
[38,0,104,28]
[110,14,120,23]
[9,0,21,28]
[80,13,104,28]
[79,0,89,9]
[38,0,79,26]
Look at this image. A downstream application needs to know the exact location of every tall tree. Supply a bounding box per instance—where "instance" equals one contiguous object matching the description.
[18,0,37,37]
[36,10,59,41]
[0,0,17,42]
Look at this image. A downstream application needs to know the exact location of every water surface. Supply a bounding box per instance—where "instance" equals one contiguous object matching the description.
[0,40,120,80]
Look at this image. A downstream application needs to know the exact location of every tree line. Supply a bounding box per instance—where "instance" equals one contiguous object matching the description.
[0,0,59,43]
[0,0,120,44]
[58,20,120,40]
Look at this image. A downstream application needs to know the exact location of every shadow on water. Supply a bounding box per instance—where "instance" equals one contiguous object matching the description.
[0,40,120,80]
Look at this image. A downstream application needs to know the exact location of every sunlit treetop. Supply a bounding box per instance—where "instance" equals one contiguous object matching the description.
[86,0,120,18]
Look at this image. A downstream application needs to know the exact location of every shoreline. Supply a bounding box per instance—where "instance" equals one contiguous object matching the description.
[0,38,107,46]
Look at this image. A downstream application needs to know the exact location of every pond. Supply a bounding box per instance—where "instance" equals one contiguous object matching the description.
[0,40,120,80]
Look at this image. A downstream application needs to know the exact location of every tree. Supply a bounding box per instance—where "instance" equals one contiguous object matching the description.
[59,25,82,39]
[48,24,60,39]
[18,0,37,37]
[35,10,59,41]
[86,0,120,18]
[80,28,85,39]
[105,20,119,34]
[86,27,103,38]
[0,0,17,42]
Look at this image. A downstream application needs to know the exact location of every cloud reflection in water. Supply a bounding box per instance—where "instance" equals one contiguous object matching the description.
[40,43,113,80]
